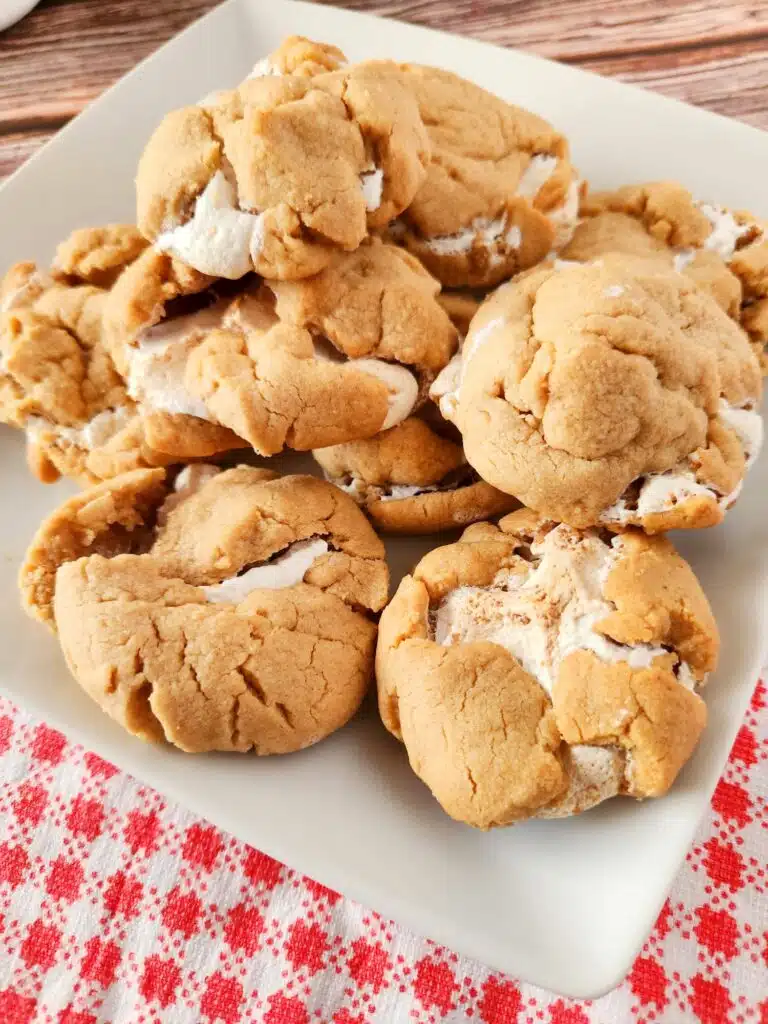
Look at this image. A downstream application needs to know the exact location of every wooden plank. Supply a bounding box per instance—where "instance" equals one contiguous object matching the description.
[582,38,768,129]
[0,0,215,124]
[319,0,768,59]
[1,0,767,186]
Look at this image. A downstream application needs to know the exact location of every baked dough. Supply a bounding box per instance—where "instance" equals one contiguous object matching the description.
[106,239,456,456]
[20,466,388,754]
[564,182,768,372]
[0,226,175,484]
[314,415,517,533]
[388,64,579,288]
[376,510,718,828]
[136,58,430,281]
[434,254,763,530]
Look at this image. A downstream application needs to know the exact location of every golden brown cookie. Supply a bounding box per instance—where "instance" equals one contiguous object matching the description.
[314,415,517,533]
[247,36,347,79]
[386,64,579,288]
[20,466,388,754]
[0,226,174,484]
[136,58,430,281]
[564,182,768,372]
[435,255,763,530]
[106,240,456,457]
[376,510,718,828]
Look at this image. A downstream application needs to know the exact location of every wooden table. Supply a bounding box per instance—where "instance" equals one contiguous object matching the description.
[1,0,767,186]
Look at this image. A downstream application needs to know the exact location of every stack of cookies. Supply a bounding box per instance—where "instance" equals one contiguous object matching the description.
[4,36,765,829]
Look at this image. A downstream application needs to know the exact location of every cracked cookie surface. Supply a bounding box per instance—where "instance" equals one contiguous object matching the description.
[314,415,517,533]
[20,465,388,754]
[0,226,176,484]
[436,254,762,530]
[386,64,579,288]
[563,181,768,372]
[136,58,430,281]
[376,509,718,828]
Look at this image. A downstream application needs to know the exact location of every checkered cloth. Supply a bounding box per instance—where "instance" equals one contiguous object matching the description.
[0,681,765,1024]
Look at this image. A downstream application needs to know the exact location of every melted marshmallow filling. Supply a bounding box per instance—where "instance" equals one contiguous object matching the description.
[432,525,699,693]
[312,339,418,430]
[26,405,134,452]
[201,538,329,603]
[600,399,764,524]
[673,202,756,271]
[360,167,384,212]
[424,214,522,262]
[156,171,266,279]
[334,463,478,504]
[516,153,558,199]
[430,316,506,420]
[127,297,231,420]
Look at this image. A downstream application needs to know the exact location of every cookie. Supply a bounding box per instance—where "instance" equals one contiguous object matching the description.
[20,465,388,754]
[0,226,174,484]
[106,240,456,457]
[136,58,430,281]
[376,510,718,828]
[386,64,579,288]
[563,182,768,371]
[435,255,763,531]
[247,35,347,80]
[314,415,517,533]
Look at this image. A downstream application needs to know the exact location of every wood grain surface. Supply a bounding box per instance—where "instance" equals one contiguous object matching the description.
[1,0,767,185]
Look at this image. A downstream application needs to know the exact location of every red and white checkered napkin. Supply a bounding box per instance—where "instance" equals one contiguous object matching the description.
[0,683,765,1024]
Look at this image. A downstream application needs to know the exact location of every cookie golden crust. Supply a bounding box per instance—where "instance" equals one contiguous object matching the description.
[21,466,388,754]
[436,255,763,530]
[248,36,347,79]
[270,238,458,375]
[0,228,174,484]
[385,64,578,288]
[106,241,454,457]
[565,181,768,371]
[136,60,430,282]
[376,511,717,828]
[314,416,517,534]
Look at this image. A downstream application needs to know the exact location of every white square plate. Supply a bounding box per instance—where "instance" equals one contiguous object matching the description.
[1,0,767,999]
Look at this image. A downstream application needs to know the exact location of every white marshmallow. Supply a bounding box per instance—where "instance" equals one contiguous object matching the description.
[718,398,763,466]
[247,58,281,79]
[548,180,581,249]
[353,359,419,430]
[673,249,696,272]
[516,153,558,199]
[127,300,229,421]
[378,482,439,502]
[360,167,384,212]
[601,400,763,523]
[425,213,522,259]
[201,538,329,603]
[699,203,752,262]
[429,353,463,420]
[674,202,754,272]
[26,405,133,451]
[430,316,505,420]
[433,525,691,694]
[536,744,625,819]
[173,463,221,494]
[156,171,266,280]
